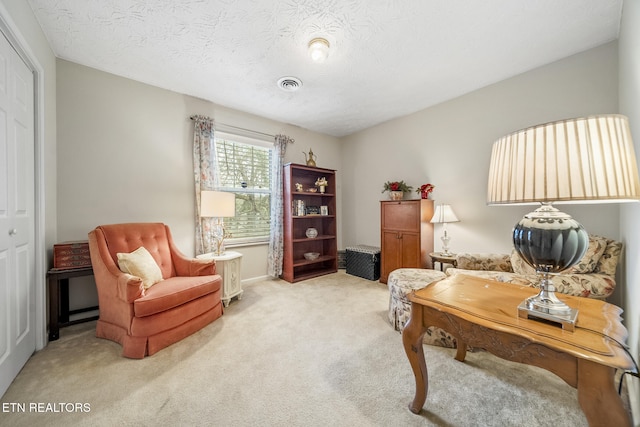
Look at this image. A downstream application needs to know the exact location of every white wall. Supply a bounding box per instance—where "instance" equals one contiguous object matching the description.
[619,0,640,423]
[341,42,619,258]
[56,59,342,306]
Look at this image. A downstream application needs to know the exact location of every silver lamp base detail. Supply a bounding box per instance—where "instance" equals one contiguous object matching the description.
[518,299,578,331]
[512,203,587,333]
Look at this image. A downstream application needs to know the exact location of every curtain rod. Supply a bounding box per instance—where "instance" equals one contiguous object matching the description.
[190,116,274,138]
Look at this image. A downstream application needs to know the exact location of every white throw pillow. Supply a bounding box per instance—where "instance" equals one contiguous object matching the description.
[117,246,163,289]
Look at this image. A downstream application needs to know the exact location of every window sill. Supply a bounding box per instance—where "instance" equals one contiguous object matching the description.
[225,240,268,249]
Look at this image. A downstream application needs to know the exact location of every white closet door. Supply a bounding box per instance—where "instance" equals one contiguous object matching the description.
[0,30,35,397]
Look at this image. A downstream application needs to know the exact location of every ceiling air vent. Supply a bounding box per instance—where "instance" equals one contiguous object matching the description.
[277,76,302,92]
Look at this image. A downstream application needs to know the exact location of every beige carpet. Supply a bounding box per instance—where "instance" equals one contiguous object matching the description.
[1,271,596,426]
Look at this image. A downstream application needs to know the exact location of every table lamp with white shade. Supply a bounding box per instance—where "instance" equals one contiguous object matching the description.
[430,204,460,256]
[487,114,640,329]
[200,190,236,255]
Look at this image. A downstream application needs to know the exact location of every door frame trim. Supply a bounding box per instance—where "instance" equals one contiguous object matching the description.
[0,4,48,351]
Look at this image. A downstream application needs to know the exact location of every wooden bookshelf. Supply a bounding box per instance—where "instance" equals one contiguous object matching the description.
[281,163,337,282]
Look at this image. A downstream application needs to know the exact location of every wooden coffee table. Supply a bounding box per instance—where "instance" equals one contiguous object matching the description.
[402,274,633,427]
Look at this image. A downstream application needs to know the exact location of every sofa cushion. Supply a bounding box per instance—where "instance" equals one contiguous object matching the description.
[510,251,536,275]
[446,268,533,286]
[455,253,512,272]
[117,246,163,289]
[134,275,221,317]
[446,269,613,299]
[566,235,607,274]
[552,273,614,299]
[594,239,623,277]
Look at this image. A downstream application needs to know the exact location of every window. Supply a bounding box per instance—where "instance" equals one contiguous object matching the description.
[214,131,272,244]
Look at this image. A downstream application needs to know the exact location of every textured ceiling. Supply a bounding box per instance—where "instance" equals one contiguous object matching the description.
[28,0,623,137]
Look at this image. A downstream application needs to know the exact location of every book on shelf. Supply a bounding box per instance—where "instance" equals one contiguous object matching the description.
[293,199,306,216]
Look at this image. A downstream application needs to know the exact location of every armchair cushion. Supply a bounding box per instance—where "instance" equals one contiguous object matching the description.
[117,246,164,289]
[134,275,219,317]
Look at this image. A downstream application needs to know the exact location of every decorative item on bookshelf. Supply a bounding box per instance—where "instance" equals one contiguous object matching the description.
[305,227,318,238]
[315,177,328,193]
[306,205,320,215]
[303,148,317,166]
[293,199,306,216]
[304,252,320,260]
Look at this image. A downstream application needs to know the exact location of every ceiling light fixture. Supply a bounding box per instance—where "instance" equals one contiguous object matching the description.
[308,38,330,63]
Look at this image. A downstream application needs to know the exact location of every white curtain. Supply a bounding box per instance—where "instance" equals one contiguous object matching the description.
[267,134,294,277]
[192,115,220,255]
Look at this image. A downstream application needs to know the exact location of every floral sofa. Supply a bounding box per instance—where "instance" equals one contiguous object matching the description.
[445,234,622,300]
[386,234,621,351]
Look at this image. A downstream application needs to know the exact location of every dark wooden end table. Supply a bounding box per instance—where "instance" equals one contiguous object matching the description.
[429,252,457,271]
[47,266,98,341]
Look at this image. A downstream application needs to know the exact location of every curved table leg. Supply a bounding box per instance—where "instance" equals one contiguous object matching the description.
[577,359,631,427]
[454,338,467,362]
[402,303,428,414]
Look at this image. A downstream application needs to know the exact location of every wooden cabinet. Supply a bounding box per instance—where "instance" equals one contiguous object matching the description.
[282,163,337,283]
[380,199,434,283]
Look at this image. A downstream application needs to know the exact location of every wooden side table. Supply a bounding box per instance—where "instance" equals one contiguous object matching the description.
[197,251,243,307]
[47,266,98,341]
[403,274,634,426]
[429,252,457,271]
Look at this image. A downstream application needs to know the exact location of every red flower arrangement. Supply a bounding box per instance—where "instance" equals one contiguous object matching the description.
[382,180,412,193]
[416,183,435,199]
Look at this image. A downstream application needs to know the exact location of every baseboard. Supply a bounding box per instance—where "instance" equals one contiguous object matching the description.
[241,275,271,285]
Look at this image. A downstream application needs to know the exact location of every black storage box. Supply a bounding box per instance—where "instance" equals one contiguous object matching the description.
[346,245,381,281]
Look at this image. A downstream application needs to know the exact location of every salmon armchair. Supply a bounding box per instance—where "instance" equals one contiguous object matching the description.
[88,223,223,358]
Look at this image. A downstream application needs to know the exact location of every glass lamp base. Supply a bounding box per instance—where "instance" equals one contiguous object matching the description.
[440,228,452,256]
[512,202,587,333]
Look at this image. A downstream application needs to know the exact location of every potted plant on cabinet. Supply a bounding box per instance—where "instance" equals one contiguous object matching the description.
[416,183,435,199]
[382,180,413,200]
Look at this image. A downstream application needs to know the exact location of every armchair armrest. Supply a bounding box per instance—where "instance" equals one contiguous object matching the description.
[455,253,512,272]
[89,229,144,303]
[117,273,145,302]
[174,256,217,277]
[166,229,217,276]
